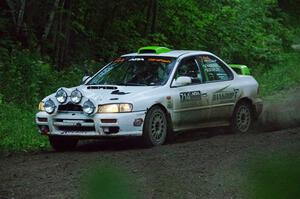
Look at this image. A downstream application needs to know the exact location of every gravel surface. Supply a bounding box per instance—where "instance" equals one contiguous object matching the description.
[1,128,300,199]
[1,89,300,199]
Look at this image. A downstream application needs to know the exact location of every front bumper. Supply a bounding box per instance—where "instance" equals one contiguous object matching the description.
[36,111,146,137]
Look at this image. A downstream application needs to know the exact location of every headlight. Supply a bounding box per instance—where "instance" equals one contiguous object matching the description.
[55,88,67,103]
[38,101,45,111]
[83,100,95,115]
[98,103,133,113]
[44,99,56,114]
[70,89,82,104]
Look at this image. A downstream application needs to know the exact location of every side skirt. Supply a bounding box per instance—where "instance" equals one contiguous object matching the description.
[173,121,230,132]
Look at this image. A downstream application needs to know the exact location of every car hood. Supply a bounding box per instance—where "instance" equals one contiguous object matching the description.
[59,85,159,104]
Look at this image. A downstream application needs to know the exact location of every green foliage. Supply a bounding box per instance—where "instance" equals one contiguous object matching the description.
[254,52,300,96]
[0,49,95,110]
[0,103,48,151]
[159,0,292,67]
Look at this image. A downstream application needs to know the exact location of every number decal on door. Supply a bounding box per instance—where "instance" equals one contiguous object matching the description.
[180,91,202,102]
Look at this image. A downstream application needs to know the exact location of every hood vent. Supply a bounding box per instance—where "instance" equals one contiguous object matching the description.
[111,90,130,95]
[87,86,118,90]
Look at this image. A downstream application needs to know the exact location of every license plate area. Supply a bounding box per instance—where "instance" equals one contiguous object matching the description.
[60,131,90,135]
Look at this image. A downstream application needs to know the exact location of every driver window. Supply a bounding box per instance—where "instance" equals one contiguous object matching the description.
[175,57,203,84]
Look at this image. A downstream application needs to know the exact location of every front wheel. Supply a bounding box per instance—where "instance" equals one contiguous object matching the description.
[142,106,168,147]
[231,101,253,133]
[49,136,78,151]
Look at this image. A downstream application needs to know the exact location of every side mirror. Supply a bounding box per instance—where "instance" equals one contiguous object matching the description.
[81,76,91,84]
[172,76,192,87]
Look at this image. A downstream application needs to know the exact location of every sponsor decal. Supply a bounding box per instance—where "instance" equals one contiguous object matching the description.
[114,58,125,63]
[148,58,171,63]
[202,56,212,62]
[212,89,239,102]
[166,96,173,108]
[180,91,201,102]
[205,66,219,73]
[129,58,144,61]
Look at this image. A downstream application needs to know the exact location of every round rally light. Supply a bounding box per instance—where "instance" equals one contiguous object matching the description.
[44,99,56,114]
[83,100,95,115]
[55,88,67,103]
[70,89,82,104]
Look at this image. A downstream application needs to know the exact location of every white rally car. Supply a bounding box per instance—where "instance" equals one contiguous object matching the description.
[36,46,263,150]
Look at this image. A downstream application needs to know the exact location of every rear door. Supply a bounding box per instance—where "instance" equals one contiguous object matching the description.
[196,55,240,122]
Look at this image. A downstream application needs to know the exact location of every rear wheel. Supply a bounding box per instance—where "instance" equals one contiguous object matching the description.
[142,106,168,147]
[231,101,253,133]
[49,136,78,151]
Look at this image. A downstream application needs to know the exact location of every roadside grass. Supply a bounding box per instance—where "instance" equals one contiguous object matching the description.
[253,52,300,97]
[0,103,48,152]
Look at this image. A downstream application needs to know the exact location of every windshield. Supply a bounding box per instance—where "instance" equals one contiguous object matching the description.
[87,56,176,86]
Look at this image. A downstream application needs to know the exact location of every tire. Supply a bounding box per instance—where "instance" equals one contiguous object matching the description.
[142,106,168,147]
[49,136,78,151]
[231,101,253,133]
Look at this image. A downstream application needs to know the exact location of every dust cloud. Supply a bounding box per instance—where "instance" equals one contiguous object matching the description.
[257,88,300,131]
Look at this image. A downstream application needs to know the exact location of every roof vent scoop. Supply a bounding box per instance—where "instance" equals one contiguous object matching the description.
[87,86,118,90]
[138,46,171,54]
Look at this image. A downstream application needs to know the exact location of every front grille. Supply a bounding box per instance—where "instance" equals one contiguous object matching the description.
[54,119,94,123]
[53,118,96,132]
[57,126,96,131]
[58,103,83,112]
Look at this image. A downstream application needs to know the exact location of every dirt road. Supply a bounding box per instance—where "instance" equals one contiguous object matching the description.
[1,127,300,199]
[1,89,300,199]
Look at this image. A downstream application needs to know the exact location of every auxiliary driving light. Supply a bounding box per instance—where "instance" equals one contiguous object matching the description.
[83,100,95,115]
[55,88,67,103]
[44,99,56,114]
[70,89,82,104]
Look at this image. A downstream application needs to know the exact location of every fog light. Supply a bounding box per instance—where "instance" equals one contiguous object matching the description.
[38,125,49,135]
[103,127,110,133]
[102,127,120,134]
[133,118,143,126]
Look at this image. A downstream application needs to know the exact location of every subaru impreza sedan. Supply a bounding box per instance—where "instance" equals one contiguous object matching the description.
[36,46,263,151]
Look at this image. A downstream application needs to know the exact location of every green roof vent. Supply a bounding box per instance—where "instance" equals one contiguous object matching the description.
[138,46,171,54]
[228,64,251,75]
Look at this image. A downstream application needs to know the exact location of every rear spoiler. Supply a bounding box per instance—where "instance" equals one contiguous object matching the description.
[228,64,251,75]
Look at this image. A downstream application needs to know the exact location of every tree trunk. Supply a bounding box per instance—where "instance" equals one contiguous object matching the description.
[144,0,158,39]
[38,0,60,54]
[60,0,72,67]
[5,0,17,25]
[55,0,65,69]
[16,0,26,34]
[144,0,153,36]
[42,0,60,41]
[5,0,28,47]
[150,0,157,34]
